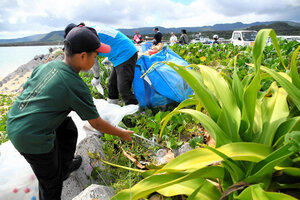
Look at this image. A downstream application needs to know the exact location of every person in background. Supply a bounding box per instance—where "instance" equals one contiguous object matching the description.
[45,47,64,63]
[178,29,189,45]
[89,24,139,105]
[152,27,163,45]
[6,26,133,200]
[169,32,177,46]
[213,34,219,44]
[133,30,143,44]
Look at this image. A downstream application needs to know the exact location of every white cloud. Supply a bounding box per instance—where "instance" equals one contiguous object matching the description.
[8,17,18,24]
[288,0,300,7]
[0,0,299,39]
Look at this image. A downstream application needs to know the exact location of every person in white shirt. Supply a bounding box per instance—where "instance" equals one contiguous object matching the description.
[169,32,177,46]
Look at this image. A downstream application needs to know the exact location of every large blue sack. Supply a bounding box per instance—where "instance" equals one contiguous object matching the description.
[133,46,194,108]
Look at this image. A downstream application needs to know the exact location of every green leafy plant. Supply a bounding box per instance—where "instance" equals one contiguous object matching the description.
[79,56,111,99]
[0,94,15,144]
[112,29,300,199]
[121,108,199,149]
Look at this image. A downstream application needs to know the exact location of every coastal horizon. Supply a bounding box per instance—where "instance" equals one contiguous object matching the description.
[0,45,62,78]
[0,46,55,94]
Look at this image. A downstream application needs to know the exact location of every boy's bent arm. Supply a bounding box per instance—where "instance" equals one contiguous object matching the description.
[88,117,133,141]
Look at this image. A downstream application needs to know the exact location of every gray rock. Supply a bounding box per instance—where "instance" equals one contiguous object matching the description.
[73,135,112,188]
[62,176,83,200]
[72,184,115,200]
[62,135,113,200]
[33,54,44,60]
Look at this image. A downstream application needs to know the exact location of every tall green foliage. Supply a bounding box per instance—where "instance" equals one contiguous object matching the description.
[112,29,300,200]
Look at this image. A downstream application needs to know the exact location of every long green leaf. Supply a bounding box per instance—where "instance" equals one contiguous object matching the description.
[245,143,294,183]
[198,65,241,142]
[177,109,232,146]
[159,142,272,173]
[205,145,245,182]
[258,83,289,146]
[112,166,224,200]
[273,116,300,148]
[186,180,206,200]
[242,29,286,141]
[274,166,300,176]
[232,55,244,111]
[241,73,255,87]
[158,178,221,200]
[236,184,297,200]
[261,66,300,110]
[253,97,263,135]
[240,72,260,141]
[289,43,300,88]
[253,29,286,71]
[165,62,221,121]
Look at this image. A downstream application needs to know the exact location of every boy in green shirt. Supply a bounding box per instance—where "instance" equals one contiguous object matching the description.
[6,26,133,200]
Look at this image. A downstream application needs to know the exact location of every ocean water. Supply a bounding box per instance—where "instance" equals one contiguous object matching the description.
[0,45,62,78]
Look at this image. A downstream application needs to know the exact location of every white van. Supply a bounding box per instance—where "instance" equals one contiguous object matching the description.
[231,30,257,46]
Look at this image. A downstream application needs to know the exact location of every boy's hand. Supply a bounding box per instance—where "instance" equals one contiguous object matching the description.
[88,117,133,141]
[120,130,134,141]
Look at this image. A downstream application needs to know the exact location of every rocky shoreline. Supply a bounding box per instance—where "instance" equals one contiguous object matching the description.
[0,50,62,95]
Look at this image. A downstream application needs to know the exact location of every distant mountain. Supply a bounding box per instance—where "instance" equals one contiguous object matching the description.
[40,31,64,42]
[247,22,300,35]
[0,33,46,44]
[0,21,299,45]
[286,21,300,27]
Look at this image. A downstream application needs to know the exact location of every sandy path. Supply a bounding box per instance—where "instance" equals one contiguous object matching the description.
[0,71,32,95]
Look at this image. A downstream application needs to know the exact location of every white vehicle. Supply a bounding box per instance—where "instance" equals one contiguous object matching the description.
[231,30,257,46]
[277,35,300,42]
[190,37,211,44]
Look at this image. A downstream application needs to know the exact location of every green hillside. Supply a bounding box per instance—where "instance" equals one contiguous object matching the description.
[248,22,300,35]
[39,31,64,42]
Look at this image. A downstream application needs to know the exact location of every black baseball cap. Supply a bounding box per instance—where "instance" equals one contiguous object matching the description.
[64,26,111,54]
[64,23,77,38]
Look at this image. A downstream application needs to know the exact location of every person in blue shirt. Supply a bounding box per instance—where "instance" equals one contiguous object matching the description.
[89,24,139,105]
[65,23,139,105]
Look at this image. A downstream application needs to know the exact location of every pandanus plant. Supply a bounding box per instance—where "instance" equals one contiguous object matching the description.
[112,29,300,200]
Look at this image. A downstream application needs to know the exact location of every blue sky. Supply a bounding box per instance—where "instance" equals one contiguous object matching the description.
[0,0,299,39]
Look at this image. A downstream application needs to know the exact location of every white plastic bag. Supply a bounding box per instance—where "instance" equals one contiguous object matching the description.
[0,141,39,200]
[94,98,138,126]
[72,98,139,143]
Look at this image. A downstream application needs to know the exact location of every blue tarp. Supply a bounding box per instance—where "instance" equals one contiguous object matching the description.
[133,46,194,108]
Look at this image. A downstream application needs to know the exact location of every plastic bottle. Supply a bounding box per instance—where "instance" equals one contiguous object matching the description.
[156,149,167,165]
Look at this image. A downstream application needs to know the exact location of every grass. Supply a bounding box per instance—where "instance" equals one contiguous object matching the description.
[87,106,203,193]
[0,94,15,144]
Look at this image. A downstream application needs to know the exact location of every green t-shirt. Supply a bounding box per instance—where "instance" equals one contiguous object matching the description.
[7,60,99,154]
